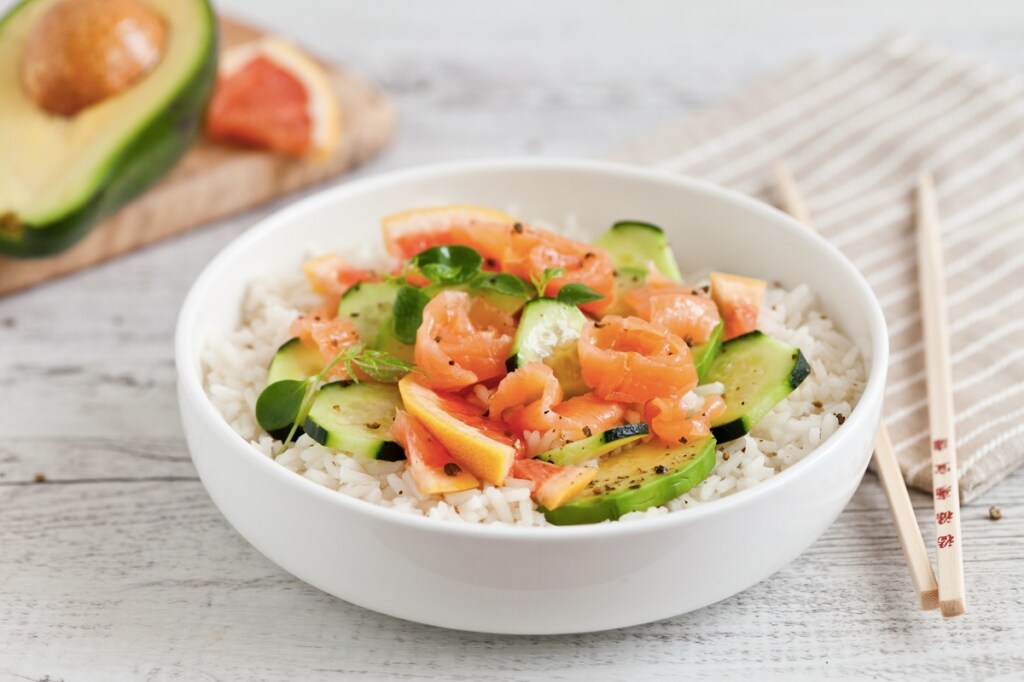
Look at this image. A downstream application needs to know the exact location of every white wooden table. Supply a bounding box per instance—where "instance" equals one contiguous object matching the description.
[2,2,1023,679]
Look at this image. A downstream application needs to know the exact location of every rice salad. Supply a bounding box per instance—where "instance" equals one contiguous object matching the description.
[203,206,865,527]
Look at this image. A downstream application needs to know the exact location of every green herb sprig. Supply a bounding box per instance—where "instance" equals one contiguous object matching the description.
[531,267,565,297]
[256,344,415,452]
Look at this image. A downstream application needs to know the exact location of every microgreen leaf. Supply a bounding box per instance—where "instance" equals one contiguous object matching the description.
[556,282,605,306]
[392,285,431,344]
[472,272,531,299]
[256,379,310,433]
[531,267,565,297]
[411,245,483,285]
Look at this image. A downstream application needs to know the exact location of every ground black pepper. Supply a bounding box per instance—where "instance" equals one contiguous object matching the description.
[443,463,461,476]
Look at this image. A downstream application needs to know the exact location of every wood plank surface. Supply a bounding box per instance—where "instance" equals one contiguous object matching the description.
[0,17,396,296]
[0,0,1022,680]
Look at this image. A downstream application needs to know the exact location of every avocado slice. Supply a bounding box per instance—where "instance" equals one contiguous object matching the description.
[542,436,717,525]
[0,0,217,257]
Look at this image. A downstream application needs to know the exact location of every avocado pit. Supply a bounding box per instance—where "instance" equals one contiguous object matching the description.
[19,0,168,116]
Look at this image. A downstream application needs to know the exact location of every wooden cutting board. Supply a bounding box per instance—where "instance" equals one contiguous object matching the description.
[0,17,396,296]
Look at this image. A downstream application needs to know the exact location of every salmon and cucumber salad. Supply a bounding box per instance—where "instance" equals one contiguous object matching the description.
[200,204,858,527]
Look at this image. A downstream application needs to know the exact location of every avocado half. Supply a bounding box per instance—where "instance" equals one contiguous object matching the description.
[0,0,217,258]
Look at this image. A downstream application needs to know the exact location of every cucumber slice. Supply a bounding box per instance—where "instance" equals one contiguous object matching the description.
[468,284,529,315]
[338,281,401,342]
[371,318,417,364]
[507,298,589,396]
[262,338,325,440]
[303,382,405,460]
[691,320,724,381]
[542,436,716,525]
[704,331,810,442]
[266,337,325,386]
[605,265,648,316]
[536,423,649,466]
[596,221,683,283]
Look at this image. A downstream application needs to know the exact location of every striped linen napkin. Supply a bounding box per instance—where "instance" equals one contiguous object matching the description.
[612,34,1024,502]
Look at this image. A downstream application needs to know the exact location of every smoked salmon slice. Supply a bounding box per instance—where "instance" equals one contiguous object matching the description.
[415,290,516,391]
[577,315,698,403]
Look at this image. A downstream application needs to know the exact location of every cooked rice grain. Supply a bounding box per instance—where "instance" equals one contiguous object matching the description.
[203,271,864,527]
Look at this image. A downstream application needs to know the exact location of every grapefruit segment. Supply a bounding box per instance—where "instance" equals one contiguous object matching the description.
[399,375,521,485]
[302,253,379,297]
[391,410,480,495]
[710,272,766,341]
[207,37,340,159]
[511,458,596,511]
[382,205,517,262]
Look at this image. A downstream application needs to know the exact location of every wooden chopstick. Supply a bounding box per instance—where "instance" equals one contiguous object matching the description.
[772,163,940,611]
[915,173,967,618]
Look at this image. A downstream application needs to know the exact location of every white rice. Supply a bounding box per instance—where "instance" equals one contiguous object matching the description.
[203,268,865,527]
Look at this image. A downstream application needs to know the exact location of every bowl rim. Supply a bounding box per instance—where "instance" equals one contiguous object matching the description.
[176,156,888,541]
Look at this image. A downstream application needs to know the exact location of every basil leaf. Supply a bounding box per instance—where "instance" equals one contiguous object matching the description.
[412,245,483,285]
[393,285,431,344]
[556,282,605,306]
[472,272,531,299]
[255,379,308,432]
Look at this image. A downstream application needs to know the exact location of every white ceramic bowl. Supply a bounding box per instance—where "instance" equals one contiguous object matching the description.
[176,158,887,634]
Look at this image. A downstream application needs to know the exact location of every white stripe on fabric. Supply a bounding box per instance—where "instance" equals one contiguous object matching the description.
[887,344,1024,397]
[817,110,1024,249]
[804,68,1020,208]
[895,383,1024,462]
[960,422,1024,474]
[878,248,1024,310]
[655,37,922,172]
[888,316,1024,367]
[866,219,1024,293]
[887,283,1024,339]
[959,403,1024,448]
[862,206,1024,281]
[797,64,999,199]
[706,45,961,188]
